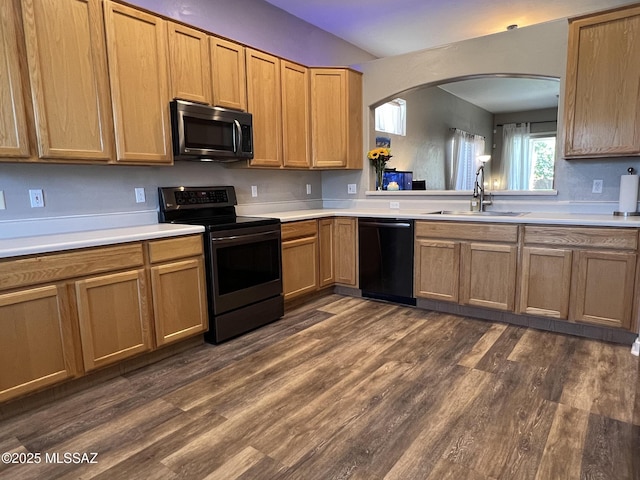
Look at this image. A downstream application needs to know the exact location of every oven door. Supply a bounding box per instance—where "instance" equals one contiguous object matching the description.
[208,224,282,315]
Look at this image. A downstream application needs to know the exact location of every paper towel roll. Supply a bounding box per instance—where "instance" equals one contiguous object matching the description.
[619,174,639,213]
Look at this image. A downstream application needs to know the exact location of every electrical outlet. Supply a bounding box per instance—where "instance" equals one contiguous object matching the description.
[29,189,44,208]
[592,179,603,194]
[134,187,146,203]
[390,201,400,209]
[0,190,5,210]
[347,184,357,194]
[306,184,312,195]
[251,185,258,197]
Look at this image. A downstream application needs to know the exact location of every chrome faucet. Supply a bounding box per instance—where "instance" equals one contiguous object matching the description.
[472,163,492,211]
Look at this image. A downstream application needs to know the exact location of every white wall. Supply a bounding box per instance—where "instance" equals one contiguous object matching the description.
[322,19,640,204]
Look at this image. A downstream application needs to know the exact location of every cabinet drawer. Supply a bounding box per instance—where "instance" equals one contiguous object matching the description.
[282,220,318,241]
[148,235,203,263]
[415,221,518,243]
[524,226,638,250]
[0,244,144,291]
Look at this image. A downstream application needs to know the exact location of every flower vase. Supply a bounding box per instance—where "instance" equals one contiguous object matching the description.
[376,169,384,191]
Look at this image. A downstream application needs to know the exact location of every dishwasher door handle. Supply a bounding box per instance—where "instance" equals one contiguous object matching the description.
[359,221,412,229]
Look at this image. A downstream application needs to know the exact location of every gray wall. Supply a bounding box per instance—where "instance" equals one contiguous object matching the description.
[389,87,493,189]
[0,0,375,222]
[322,18,640,202]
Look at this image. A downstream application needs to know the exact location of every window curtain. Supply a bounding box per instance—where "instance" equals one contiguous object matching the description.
[501,123,531,190]
[446,128,485,190]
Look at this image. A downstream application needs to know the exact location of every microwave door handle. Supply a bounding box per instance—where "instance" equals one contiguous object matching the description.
[233,120,242,154]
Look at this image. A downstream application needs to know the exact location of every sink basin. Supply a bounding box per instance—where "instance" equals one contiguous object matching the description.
[427,210,529,217]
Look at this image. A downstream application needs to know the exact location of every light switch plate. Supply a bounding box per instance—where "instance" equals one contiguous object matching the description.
[306,184,312,195]
[251,185,258,197]
[390,201,400,209]
[347,184,357,194]
[0,190,5,210]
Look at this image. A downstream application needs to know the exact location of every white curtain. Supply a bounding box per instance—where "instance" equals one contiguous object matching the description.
[501,123,531,190]
[446,129,485,190]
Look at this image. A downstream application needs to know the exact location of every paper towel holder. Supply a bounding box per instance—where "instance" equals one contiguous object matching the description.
[613,167,640,216]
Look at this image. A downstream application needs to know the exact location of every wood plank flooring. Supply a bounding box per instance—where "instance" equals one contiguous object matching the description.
[0,294,638,479]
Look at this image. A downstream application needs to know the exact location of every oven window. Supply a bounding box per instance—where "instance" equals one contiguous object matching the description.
[215,238,280,295]
[184,116,234,151]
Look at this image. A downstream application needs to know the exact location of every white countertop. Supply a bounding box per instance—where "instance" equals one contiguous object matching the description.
[0,223,204,259]
[2,207,640,259]
[264,208,640,228]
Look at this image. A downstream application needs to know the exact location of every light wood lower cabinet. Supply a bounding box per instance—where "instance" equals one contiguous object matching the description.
[282,220,319,300]
[0,234,207,402]
[460,242,517,311]
[415,239,460,302]
[75,269,151,371]
[148,236,208,346]
[0,285,77,402]
[414,221,518,311]
[520,226,638,329]
[519,247,572,318]
[334,217,358,286]
[282,217,358,301]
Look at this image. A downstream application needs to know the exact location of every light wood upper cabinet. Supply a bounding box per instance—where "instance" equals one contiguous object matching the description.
[21,0,114,161]
[310,68,362,169]
[0,285,77,402]
[281,61,311,168]
[563,4,640,158]
[167,22,211,104]
[103,1,172,164]
[0,0,30,158]
[210,37,247,110]
[246,48,282,167]
[75,269,152,372]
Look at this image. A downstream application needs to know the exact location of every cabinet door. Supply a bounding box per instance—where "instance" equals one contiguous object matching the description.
[151,258,208,347]
[318,218,334,287]
[460,242,517,311]
[570,250,636,329]
[210,37,246,110]
[0,285,77,402]
[519,247,572,318]
[246,48,282,167]
[334,217,358,286]
[168,22,211,104]
[282,236,318,300]
[564,5,640,157]
[415,239,460,302]
[75,269,152,371]
[103,1,172,164]
[281,61,310,168]
[21,0,114,161]
[311,68,347,168]
[0,0,30,158]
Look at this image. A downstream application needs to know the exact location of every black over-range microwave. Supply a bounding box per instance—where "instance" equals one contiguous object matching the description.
[170,99,253,162]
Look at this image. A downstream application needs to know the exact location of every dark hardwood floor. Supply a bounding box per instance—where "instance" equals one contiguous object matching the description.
[1,295,638,479]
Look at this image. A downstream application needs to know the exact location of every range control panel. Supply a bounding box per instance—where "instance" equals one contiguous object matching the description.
[158,186,238,211]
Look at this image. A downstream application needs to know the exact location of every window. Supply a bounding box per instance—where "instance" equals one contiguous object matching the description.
[375,98,406,136]
[529,135,555,190]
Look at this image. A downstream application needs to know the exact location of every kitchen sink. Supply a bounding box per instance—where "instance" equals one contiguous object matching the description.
[426,210,529,217]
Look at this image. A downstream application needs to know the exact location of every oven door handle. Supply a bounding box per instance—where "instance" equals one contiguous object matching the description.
[210,230,279,243]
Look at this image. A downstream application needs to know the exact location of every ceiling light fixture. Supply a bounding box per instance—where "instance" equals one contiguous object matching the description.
[506,24,518,30]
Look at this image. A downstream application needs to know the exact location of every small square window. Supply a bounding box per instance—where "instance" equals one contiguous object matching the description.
[375,98,406,136]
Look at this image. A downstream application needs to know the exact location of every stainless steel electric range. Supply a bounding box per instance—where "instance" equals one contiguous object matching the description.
[158,186,283,343]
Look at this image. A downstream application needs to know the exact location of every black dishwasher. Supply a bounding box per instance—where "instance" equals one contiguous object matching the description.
[358,218,415,305]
